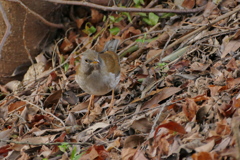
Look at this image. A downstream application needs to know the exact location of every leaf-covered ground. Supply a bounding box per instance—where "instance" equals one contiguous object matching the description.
[1,0,240,159]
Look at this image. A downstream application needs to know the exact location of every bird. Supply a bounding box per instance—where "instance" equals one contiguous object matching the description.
[75,39,120,115]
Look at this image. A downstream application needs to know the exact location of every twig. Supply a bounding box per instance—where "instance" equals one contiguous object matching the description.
[0,139,90,146]
[0,2,11,58]
[8,0,64,28]
[14,95,65,127]
[145,5,240,64]
[46,0,206,14]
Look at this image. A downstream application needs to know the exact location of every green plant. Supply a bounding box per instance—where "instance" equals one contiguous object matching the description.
[58,143,70,152]
[70,146,83,160]
[133,0,144,6]
[58,143,83,160]
[82,22,96,35]
[142,13,159,26]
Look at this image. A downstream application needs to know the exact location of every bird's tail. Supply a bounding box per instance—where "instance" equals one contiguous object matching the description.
[101,39,120,53]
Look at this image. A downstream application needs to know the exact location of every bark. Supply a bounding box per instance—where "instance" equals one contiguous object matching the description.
[0,0,58,84]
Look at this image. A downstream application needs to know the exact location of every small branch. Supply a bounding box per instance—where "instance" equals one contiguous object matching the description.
[14,95,65,127]
[8,0,64,28]
[145,5,240,64]
[46,0,206,14]
[0,139,90,146]
[0,2,11,58]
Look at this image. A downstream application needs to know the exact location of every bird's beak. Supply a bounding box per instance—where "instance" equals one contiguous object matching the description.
[91,59,99,64]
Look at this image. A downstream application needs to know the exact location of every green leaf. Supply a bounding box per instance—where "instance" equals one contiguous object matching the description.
[114,17,124,23]
[148,13,159,25]
[109,27,120,35]
[161,13,175,18]
[70,147,77,160]
[88,26,96,33]
[142,17,153,25]
[140,0,144,5]
[58,143,69,152]
[133,0,140,5]
[138,78,145,82]
[109,15,116,22]
[64,63,69,72]
[82,22,96,35]
[157,62,167,67]
[134,0,144,5]
[138,12,147,17]
[145,37,158,42]
[122,12,132,23]
[103,15,107,22]
[135,39,145,43]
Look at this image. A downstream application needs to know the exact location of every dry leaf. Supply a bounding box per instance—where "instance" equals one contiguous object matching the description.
[154,121,186,138]
[131,118,152,133]
[221,39,240,58]
[123,135,145,148]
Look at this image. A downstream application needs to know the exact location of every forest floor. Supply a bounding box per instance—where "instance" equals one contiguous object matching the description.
[1,0,240,160]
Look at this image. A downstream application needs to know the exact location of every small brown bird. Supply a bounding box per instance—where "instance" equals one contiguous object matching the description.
[75,39,120,114]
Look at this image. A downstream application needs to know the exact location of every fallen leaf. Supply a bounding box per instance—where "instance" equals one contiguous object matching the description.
[141,87,182,110]
[221,39,240,58]
[192,152,213,160]
[106,137,121,151]
[182,0,195,9]
[124,135,145,148]
[131,118,152,133]
[195,140,215,152]
[121,148,136,160]
[133,149,148,160]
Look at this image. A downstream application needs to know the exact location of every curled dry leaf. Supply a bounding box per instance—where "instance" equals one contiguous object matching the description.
[154,121,186,138]
[106,137,121,151]
[0,129,13,146]
[62,90,78,105]
[221,39,240,58]
[141,87,182,110]
[195,140,215,152]
[75,122,109,142]
[65,112,77,126]
[90,8,103,24]
[23,62,47,85]
[121,148,136,160]
[189,62,210,72]
[196,105,211,123]
[82,104,102,124]
[81,145,108,160]
[123,135,145,148]
[146,32,169,49]
[182,0,195,9]
[132,150,148,160]
[121,27,141,39]
[8,100,26,113]
[44,90,62,108]
[192,152,213,160]
[131,118,152,133]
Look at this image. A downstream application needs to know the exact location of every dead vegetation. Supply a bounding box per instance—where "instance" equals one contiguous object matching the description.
[1,0,240,159]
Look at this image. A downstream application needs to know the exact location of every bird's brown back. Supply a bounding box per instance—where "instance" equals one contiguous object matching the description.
[99,51,120,75]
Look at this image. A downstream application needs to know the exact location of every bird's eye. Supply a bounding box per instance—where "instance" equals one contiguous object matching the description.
[85,59,89,63]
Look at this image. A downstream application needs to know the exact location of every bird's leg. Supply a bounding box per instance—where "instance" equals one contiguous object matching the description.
[107,90,115,114]
[87,95,94,115]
